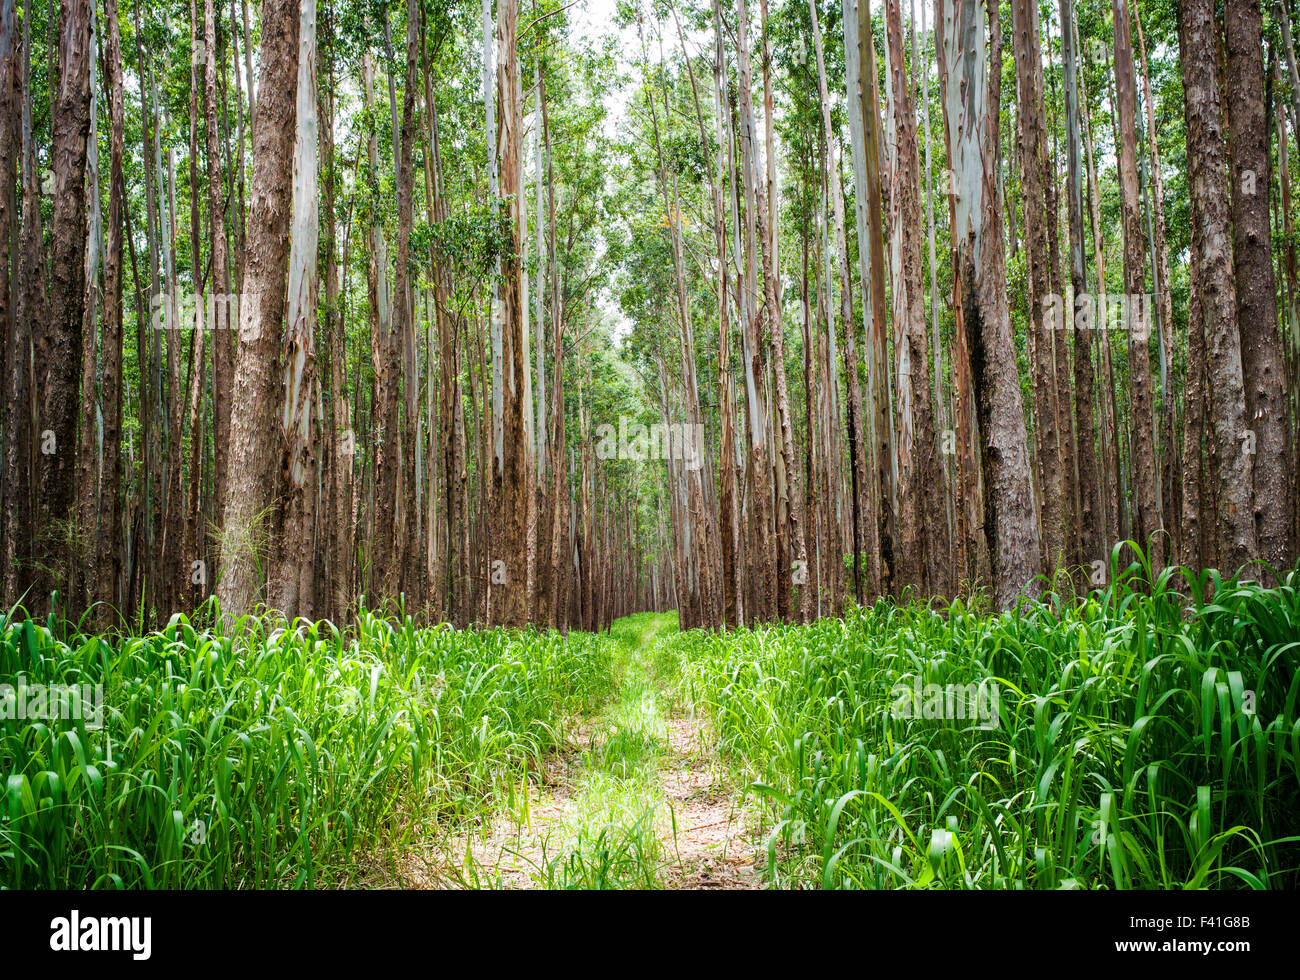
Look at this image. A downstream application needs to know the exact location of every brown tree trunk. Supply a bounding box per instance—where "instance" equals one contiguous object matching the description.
[837,2,875,603]
[207,0,232,539]
[393,0,420,604]
[0,0,21,606]
[545,161,567,630]
[1012,0,1067,580]
[1079,44,1121,550]
[73,15,101,619]
[425,63,467,625]
[734,0,776,622]
[494,0,528,627]
[1177,0,1258,572]
[938,0,1042,608]
[1181,247,1207,570]
[1134,8,1178,569]
[361,54,399,607]
[810,0,847,611]
[1225,0,1294,572]
[39,0,93,609]
[96,0,125,628]
[854,0,896,596]
[1058,0,1101,579]
[319,6,345,621]
[214,0,299,619]
[758,0,807,623]
[1113,0,1161,569]
[713,0,741,626]
[270,0,319,620]
[885,0,947,595]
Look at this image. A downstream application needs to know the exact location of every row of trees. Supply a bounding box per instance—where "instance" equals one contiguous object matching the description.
[620,0,1297,627]
[0,0,674,631]
[0,0,1296,633]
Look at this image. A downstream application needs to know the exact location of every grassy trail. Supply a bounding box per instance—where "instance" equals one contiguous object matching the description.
[439,612,757,889]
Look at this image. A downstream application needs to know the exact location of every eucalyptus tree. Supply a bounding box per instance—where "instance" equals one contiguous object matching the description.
[1012,0,1070,579]
[883,0,947,596]
[1178,0,1257,573]
[1058,0,1101,575]
[41,0,93,611]
[215,0,299,619]
[1112,0,1160,570]
[270,0,320,619]
[5,0,1298,632]
[935,0,1040,608]
[1224,0,1294,572]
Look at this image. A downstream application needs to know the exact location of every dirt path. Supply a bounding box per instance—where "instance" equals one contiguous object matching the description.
[438,717,599,889]
[427,614,761,889]
[658,710,760,889]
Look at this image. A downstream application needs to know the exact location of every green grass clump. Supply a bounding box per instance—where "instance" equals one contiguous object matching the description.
[672,564,1300,889]
[536,808,664,889]
[1,607,616,889]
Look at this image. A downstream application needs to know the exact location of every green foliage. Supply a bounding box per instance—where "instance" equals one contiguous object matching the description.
[671,566,1300,889]
[430,196,513,273]
[0,610,616,888]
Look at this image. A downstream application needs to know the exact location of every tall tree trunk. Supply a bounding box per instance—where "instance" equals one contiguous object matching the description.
[1113,0,1160,569]
[96,0,125,627]
[1058,0,1101,578]
[319,0,346,621]
[271,0,319,619]
[40,0,93,610]
[735,0,776,622]
[938,0,1042,608]
[0,0,21,606]
[495,0,528,627]
[73,3,100,617]
[362,52,399,606]
[1276,106,1300,565]
[1177,0,1257,573]
[532,59,551,625]
[1134,7,1177,570]
[1225,0,1294,572]
[392,0,420,603]
[1080,36,1121,550]
[842,0,878,601]
[11,0,42,608]
[885,0,947,595]
[714,0,742,626]
[207,0,233,536]
[1181,245,1207,570]
[919,0,955,595]
[545,133,567,630]
[758,0,807,622]
[426,59,467,625]
[1012,0,1067,579]
[215,0,300,619]
[851,0,897,596]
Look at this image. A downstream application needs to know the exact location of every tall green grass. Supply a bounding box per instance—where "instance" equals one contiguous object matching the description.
[674,565,1300,889]
[1,608,615,888]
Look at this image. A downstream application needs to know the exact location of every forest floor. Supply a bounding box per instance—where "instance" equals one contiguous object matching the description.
[428,613,761,889]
